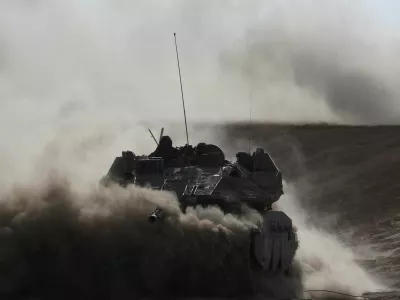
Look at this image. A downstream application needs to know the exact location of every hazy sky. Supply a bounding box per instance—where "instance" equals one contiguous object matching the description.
[1,0,400,185]
[1,0,399,124]
[367,0,400,28]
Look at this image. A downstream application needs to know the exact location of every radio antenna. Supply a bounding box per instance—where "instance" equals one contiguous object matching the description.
[174,33,189,146]
[248,90,253,154]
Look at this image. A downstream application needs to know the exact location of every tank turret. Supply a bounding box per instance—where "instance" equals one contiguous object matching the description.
[102,136,283,213]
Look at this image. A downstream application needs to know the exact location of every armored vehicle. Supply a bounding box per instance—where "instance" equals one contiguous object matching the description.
[101,134,285,215]
[98,33,299,298]
[100,130,299,298]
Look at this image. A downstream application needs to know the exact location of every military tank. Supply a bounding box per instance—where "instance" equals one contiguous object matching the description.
[100,129,300,298]
[98,33,299,298]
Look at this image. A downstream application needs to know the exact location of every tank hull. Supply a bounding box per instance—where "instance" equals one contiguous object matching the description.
[100,145,299,298]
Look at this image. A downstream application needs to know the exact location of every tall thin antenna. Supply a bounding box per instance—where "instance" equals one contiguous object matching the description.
[248,90,252,154]
[174,33,190,146]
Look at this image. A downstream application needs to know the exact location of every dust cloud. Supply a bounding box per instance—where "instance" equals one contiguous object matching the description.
[276,183,387,299]
[219,129,390,298]
[219,1,400,124]
[1,0,400,183]
[0,174,304,299]
[0,1,398,298]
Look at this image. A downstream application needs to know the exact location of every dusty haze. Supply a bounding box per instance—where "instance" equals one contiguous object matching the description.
[1,0,400,184]
[0,0,398,299]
